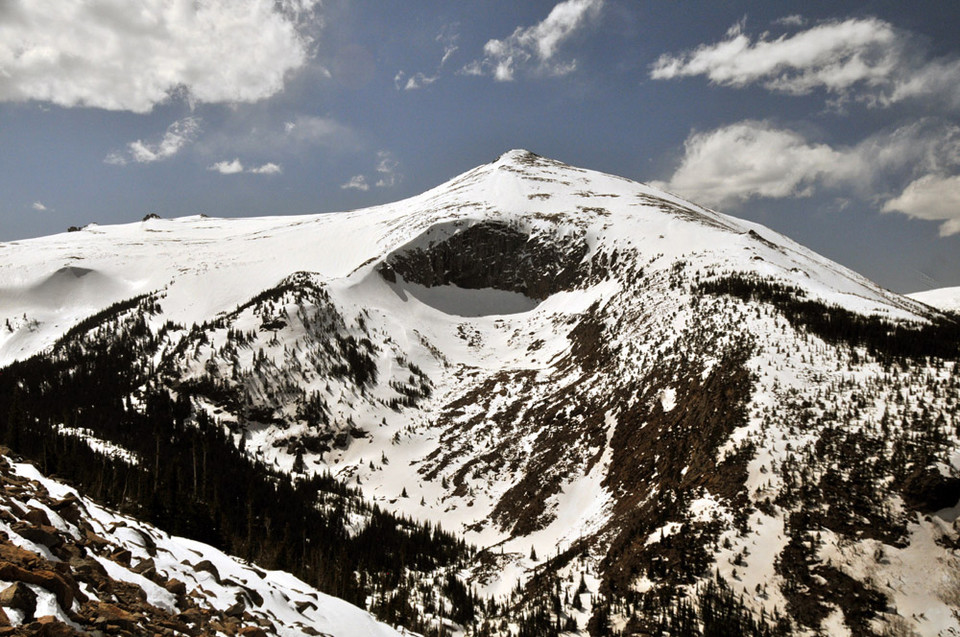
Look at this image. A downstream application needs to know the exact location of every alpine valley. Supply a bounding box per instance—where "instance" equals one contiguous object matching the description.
[1,150,959,636]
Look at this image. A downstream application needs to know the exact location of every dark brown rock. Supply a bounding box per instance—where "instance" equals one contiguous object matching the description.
[0,543,44,567]
[12,523,62,550]
[82,530,109,550]
[163,579,186,596]
[224,600,245,617]
[0,563,84,610]
[177,607,204,625]
[32,615,83,637]
[0,581,37,620]
[90,602,140,631]
[192,560,222,584]
[23,508,52,528]
[131,557,155,575]
[50,497,83,526]
[109,548,132,566]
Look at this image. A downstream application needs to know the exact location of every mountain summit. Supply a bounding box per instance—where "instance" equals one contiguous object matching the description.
[1,152,959,635]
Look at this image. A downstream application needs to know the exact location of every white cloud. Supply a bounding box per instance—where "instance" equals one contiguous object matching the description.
[31,201,48,212]
[883,175,960,236]
[886,58,960,109]
[651,18,900,96]
[0,0,321,113]
[395,25,459,91]
[463,0,603,81]
[341,175,369,191]
[438,25,461,67]
[341,151,401,192]
[250,162,282,175]
[395,71,439,91]
[651,17,960,109]
[773,15,806,27]
[375,150,400,187]
[208,159,245,175]
[652,119,960,210]
[651,121,851,207]
[106,117,201,165]
[207,158,282,175]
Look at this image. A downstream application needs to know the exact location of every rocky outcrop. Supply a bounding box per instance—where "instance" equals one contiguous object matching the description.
[0,455,360,637]
[381,221,587,299]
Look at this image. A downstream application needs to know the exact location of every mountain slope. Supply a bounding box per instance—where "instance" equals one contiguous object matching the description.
[1,150,959,636]
[909,286,960,313]
[0,452,402,636]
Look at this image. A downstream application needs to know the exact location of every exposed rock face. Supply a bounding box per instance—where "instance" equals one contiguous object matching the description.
[382,221,587,299]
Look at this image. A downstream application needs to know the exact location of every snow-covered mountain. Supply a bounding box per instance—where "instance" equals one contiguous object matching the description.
[909,286,960,314]
[1,150,959,636]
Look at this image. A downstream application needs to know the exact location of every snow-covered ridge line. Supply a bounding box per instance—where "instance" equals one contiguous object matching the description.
[0,150,933,367]
[908,285,960,313]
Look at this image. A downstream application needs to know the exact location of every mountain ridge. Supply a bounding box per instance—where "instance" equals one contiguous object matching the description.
[0,149,937,366]
[1,150,959,636]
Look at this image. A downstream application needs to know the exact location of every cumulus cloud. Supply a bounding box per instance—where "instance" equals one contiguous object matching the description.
[249,163,282,175]
[0,0,321,113]
[651,17,960,109]
[106,117,201,165]
[208,159,245,175]
[341,175,370,191]
[652,119,960,211]
[883,175,960,236]
[651,121,851,207]
[31,201,48,212]
[463,0,603,81]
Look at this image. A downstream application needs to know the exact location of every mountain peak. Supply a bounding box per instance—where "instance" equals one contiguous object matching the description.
[2,150,959,637]
[496,148,540,163]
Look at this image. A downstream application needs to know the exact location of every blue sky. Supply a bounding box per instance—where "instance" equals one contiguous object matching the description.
[2,1,960,292]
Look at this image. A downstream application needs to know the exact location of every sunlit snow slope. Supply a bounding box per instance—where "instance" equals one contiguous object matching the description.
[909,286,960,313]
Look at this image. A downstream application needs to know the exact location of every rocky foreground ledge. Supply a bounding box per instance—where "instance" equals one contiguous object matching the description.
[0,452,399,637]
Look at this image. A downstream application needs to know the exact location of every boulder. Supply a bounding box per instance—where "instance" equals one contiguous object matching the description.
[12,523,62,550]
[22,508,52,528]
[0,563,84,609]
[89,602,140,631]
[0,581,37,620]
[108,548,132,567]
[163,579,186,597]
[193,560,222,584]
